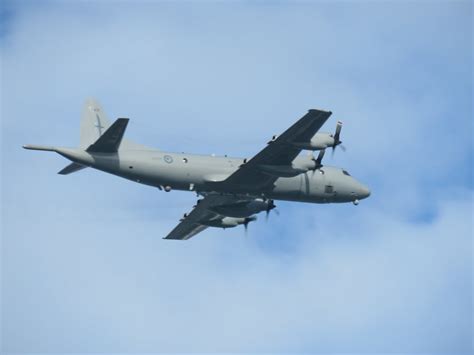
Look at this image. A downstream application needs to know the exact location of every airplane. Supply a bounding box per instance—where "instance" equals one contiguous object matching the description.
[23,98,370,240]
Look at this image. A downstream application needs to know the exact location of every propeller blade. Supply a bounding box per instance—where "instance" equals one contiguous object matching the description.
[265,200,277,221]
[331,143,347,158]
[331,121,345,158]
[334,121,342,144]
[309,149,326,174]
[266,208,280,220]
[316,149,325,167]
[243,215,257,234]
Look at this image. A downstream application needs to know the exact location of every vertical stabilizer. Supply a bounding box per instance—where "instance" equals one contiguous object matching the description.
[79,98,153,151]
[80,98,112,149]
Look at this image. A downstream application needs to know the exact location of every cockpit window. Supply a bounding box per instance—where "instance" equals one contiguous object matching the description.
[342,170,351,176]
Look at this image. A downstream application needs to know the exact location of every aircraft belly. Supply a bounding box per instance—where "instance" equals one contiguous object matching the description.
[272,176,303,199]
[113,153,235,191]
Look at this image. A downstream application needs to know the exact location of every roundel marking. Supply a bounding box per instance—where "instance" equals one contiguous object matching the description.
[164,155,173,164]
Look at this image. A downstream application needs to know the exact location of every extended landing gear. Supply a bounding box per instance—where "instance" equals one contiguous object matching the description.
[353,199,359,206]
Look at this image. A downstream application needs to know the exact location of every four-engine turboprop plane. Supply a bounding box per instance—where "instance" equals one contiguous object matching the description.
[24,99,370,240]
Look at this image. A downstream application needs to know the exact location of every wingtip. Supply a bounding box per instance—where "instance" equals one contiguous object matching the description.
[308,109,332,115]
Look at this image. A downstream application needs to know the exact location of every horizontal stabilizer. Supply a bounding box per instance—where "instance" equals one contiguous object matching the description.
[23,145,56,152]
[87,118,129,153]
[58,162,87,175]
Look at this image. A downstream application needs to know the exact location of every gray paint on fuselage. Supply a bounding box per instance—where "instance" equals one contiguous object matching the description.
[55,147,370,204]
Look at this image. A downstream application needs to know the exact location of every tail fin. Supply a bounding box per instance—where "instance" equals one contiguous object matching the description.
[80,98,112,149]
[80,98,152,151]
[25,99,154,175]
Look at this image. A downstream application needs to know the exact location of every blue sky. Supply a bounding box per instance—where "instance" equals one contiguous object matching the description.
[1,0,472,353]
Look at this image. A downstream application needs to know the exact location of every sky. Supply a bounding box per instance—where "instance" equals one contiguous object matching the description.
[1,0,473,353]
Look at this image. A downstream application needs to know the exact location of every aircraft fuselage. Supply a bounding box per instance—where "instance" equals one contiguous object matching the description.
[56,147,370,204]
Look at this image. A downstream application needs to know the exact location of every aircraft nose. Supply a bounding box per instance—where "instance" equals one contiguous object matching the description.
[359,184,371,199]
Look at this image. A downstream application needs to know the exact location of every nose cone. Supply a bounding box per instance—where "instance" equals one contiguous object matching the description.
[358,184,371,199]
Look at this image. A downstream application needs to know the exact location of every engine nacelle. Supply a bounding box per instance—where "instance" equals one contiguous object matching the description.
[258,155,324,177]
[257,164,307,177]
[210,199,271,218]
[201,216,257,229]
[292,132,335,151]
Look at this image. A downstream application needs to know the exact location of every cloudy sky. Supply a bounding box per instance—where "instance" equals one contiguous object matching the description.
[1,0,472,353]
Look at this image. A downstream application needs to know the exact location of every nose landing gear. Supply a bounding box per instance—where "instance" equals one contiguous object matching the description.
[353,199,359,206]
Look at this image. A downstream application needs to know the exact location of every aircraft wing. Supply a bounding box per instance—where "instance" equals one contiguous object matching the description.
[217,109,332,190]
[164,194,247,240]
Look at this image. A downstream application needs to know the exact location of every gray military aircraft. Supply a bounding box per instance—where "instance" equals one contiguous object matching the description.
[24,99,370,240]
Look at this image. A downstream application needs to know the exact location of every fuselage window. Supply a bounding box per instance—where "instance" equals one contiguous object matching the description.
[342,170,351,176]
[325,185,334,193]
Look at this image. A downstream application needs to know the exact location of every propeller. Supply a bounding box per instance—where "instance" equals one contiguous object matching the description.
[331,121,346,157]
[243,216,257,235]
[310,149,325,175]
[265,200,279,221]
